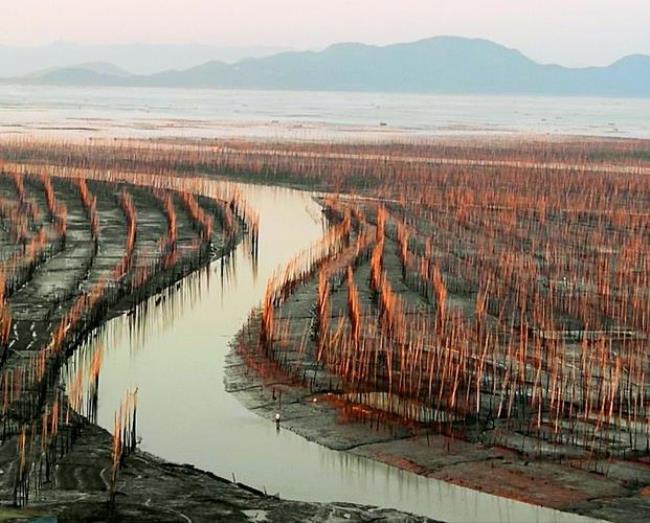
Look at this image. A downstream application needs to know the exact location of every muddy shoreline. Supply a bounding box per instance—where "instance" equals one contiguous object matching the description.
[1,415,433,522]
[226,314,650,523]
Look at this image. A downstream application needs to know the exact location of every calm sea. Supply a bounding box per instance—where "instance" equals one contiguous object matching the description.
[0,84,648,140]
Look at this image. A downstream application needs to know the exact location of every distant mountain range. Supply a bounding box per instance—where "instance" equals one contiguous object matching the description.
[4,37,649,96]
[0,42,292,77]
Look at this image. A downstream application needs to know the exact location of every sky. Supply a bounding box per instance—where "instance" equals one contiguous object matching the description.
[3,0,649,66]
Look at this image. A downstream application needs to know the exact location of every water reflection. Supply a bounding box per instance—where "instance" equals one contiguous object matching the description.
[63,181,600,523]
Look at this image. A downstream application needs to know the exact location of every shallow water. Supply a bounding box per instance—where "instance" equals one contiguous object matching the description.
[1,84,649,140]
[62,181,603,523]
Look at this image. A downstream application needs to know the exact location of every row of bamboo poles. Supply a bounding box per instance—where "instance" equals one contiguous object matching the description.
[0,157,254,507]
[2,136,648,194]
[259,185,650,458]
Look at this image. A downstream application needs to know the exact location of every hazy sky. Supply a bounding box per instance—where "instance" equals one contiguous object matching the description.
[3,0,649,66]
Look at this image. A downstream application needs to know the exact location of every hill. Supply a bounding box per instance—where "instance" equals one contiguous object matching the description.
[6,37,649,96]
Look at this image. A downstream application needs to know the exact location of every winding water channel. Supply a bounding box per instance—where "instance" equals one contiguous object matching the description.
[63,181,601,523]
